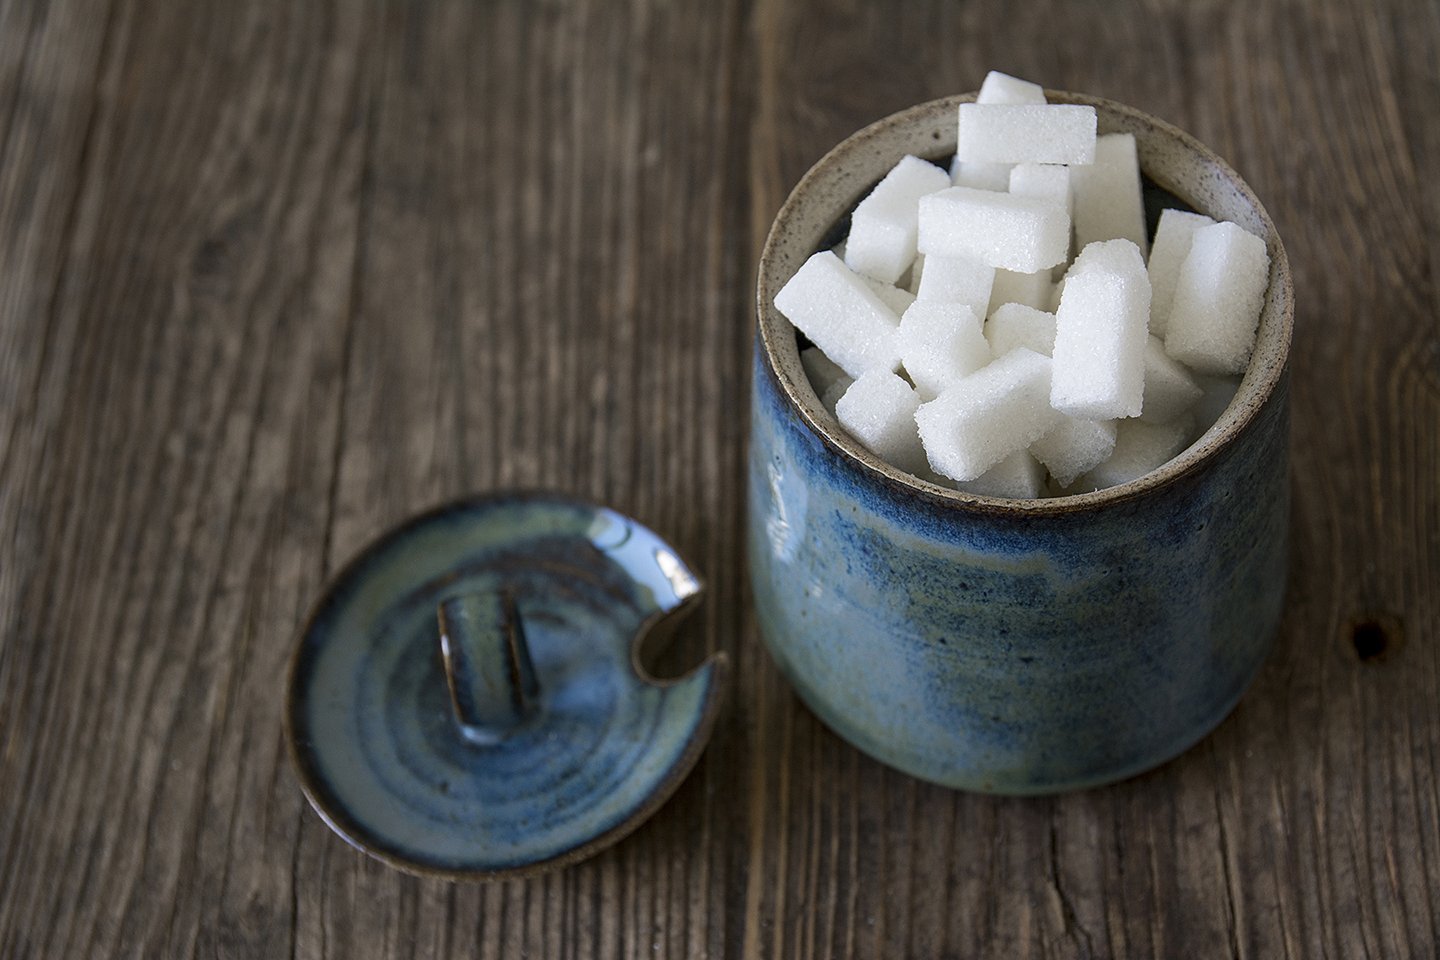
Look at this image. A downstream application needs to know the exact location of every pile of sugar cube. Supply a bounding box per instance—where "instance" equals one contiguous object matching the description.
[776,70,1271,498]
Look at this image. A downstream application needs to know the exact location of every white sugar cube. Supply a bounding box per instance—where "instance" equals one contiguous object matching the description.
[1030,416,1117,487]
[918,187,1070,272]
[1008,163,1072,217]
[835,370,928,474]
[1139,335,1203,423]
[1072,133,1148,255]
[800,346,848,398]
[915,348,1062,481]
[844,155,952,283]
[985,303,1057,357]
[1164,221,1271,374]
[1075,417,1193,491]
[977,71,1046,106]
[1191,373,1242,434]
[951,159,1012,191]
[953,450,1046,498]
[863,276,917,317]
[774,251,901,378]
[897,301,991,400]
[1050,239,1151,419]
[915,254,995,319]
[987,268,1055,315]
[956,104,1096,166]
[1065,242,1102,276]
[820,376,853,415]
[1065,233,1128,281]
[1147,209,1215,337]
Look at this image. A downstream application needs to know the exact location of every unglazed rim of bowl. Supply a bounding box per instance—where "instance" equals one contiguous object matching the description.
[755,91,1294,516]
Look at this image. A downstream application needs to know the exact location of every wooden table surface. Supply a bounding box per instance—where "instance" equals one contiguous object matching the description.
[2,0,1437,957]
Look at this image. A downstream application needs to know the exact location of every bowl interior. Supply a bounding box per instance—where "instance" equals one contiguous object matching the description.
[755,91,1294,513]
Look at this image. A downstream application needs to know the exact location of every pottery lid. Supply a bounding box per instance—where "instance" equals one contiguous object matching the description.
[284,492,727,880]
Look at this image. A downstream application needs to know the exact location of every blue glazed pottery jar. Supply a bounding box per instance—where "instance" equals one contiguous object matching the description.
[749,93,1294,794]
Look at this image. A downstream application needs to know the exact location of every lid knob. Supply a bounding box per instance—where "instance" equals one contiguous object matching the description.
[437,590,539,744]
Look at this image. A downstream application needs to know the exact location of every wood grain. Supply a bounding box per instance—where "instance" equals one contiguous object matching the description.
[1,0,1436,956]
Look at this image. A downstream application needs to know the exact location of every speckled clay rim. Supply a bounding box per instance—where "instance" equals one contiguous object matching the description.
[756,91,1294,515]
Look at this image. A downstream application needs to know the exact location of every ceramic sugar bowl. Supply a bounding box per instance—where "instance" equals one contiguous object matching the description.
[749,92,1293,794]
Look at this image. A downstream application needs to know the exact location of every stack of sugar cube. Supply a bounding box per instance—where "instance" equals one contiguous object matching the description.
[777,70,1271,498]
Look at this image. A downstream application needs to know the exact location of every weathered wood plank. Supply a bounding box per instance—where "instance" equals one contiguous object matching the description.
[1,1,371,956]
